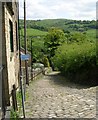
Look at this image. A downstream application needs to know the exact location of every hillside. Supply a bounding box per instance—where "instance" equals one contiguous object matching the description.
[20,28,47,36]
[19,19,96,32]
[19,19,96,85]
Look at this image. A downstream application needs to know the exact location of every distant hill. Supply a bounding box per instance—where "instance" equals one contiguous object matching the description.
[19,19,96,64]
[19,19,96,32]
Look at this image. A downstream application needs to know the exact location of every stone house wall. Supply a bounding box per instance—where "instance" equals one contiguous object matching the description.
[4,2,19,94]
[1,2,20,109]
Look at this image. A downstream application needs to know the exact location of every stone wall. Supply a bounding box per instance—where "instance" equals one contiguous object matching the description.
[4,2,19,95]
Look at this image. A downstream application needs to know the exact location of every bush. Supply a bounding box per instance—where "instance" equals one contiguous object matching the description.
[52,42,96,85]
[10,109,19,119]
[42,55,50,67]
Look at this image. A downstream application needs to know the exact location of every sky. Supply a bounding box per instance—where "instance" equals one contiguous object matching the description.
[19,0,97,20]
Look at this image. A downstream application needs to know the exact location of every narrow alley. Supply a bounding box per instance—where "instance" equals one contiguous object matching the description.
[24,71,96,118]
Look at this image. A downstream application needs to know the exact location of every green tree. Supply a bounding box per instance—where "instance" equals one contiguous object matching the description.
[44,27,66,57]
[68,32,87,43]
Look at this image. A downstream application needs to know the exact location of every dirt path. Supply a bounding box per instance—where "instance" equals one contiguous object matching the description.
[24,71,96,118]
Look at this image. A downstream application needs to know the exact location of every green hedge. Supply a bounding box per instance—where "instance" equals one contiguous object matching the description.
[53,42,96,85]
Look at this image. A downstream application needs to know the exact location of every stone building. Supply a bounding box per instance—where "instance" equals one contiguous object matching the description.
[0,1,19,117]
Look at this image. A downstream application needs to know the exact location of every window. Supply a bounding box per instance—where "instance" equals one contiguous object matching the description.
[16,22,18,51]
[9,20,14,52]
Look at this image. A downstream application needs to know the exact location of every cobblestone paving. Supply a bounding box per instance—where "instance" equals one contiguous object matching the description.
[25,71,97,118]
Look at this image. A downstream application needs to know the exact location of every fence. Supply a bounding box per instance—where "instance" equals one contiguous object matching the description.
[22,66,46,81]
[2,65,51,119]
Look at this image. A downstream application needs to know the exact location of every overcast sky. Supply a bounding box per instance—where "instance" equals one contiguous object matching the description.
[19,0,97,20]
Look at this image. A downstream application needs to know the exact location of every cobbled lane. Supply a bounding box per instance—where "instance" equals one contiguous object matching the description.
[25,71,97,118]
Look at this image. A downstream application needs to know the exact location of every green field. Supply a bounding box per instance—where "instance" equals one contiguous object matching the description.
[86,29,96,38]
[21,28,48,36]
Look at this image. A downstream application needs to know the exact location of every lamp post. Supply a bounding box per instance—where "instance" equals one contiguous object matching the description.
[24,0,29,85]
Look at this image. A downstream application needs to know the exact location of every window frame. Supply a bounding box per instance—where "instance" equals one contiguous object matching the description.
[9,19,14,53]
[15,22,18,51]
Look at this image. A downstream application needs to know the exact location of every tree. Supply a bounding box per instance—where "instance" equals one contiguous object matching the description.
[44,27,66,57]
[68,32,87,43]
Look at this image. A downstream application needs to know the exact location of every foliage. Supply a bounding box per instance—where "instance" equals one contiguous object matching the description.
[31,40,44,62]
[16,91,22,114]
[52,41,96,84]
[19,19,96,32]
[19,19,96,85]
[86,29,96,43]
[53,42,96,72]
[44,28,66,57]
[42,55,50,67]
[67,32,88,43]
[10,109,19,119]
[19,18,96,63]
[20,28,46,62]
[10,91,22,119]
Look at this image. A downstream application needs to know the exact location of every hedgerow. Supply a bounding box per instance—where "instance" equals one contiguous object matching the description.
[52,41,96,85]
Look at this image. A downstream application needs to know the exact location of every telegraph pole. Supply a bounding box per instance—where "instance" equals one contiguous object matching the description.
[18,2,25,118]
[24,0,29,85]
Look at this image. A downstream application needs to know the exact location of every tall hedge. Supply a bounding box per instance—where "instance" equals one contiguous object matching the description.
[52,42,96,85]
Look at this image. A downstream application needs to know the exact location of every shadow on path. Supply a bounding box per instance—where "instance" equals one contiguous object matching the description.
[46,71,97,89]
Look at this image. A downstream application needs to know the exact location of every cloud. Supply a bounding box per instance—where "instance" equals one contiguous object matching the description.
[19,0,97,20]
